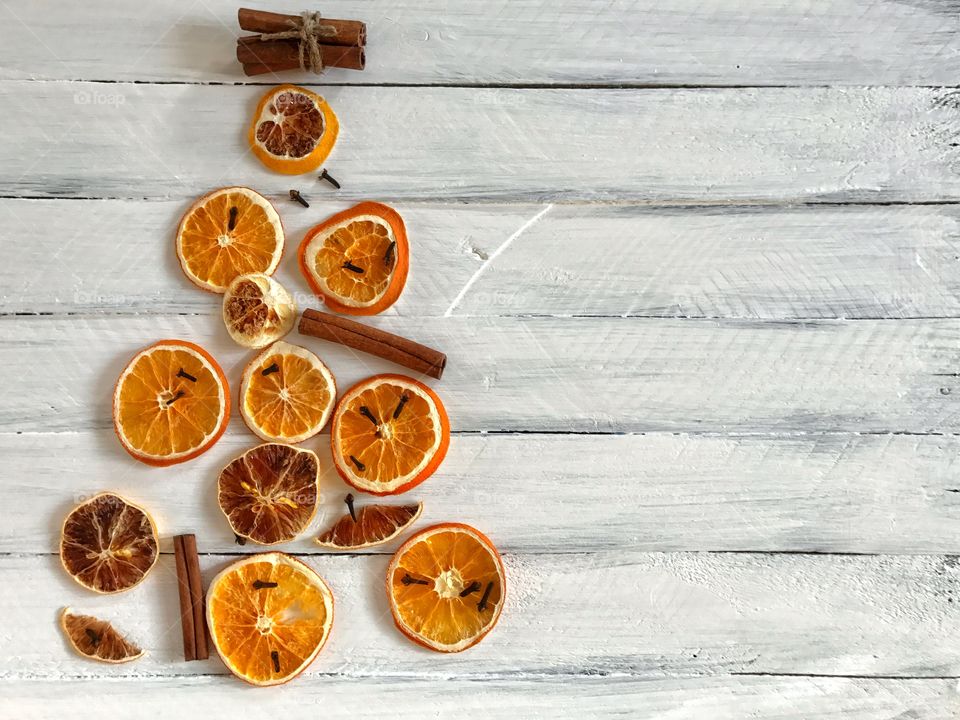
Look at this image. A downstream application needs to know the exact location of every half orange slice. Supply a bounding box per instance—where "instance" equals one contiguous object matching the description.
[331,374,449,495]
[249,85,339,175]
[207,552,334,686]
[60,608,144,663]
[113,340,230,466]
[299,202,409,315]
[176,187,284,293]
[387,523,505,653]
[315,496,422,550]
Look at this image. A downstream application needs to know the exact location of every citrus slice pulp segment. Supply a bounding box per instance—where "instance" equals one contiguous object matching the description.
[176,187,284,293]
[60,608,144,663]
[331,374,450,496]
[316,498,422,549]
[113,340,229,466]
[299,202,409,315]
[249,85,339,175]
[223,273,297,348]
[218,443,320,545]
[207,553,334,686]
[59,493,159,594]
[240,341,336,444]
[387,523,505,653]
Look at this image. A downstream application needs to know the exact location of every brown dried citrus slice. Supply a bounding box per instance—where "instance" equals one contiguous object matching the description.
[176,186,284,293]
[315,495,422,550]
[60,493,159,594]
[239,341,336,444]
[60,608,144,663]
[218,443,320,545]
[207,552,334,686]
[387,523,506,653]
[222,273,297,348]
[248,84,339,175]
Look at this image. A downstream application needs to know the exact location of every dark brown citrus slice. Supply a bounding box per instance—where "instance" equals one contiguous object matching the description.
[60,608,144,663]
[315,496,422,549]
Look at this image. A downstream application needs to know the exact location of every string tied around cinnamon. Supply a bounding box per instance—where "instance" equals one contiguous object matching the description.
[261,11,338,74]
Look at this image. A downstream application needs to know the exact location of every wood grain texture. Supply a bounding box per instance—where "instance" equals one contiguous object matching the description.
[6,430,960,555]
[6,552,959,679]
[1,0,959,86]
[6,199,960,320]
[2,82,960,203]
[3,314,958,434]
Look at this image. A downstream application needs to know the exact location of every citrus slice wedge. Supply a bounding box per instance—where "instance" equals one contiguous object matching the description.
[207,552,334,686]
[113,340,230,466]
[60,493,159,594]
[315,495,422,550]
[299,202,409,315]
[239,341,336,444]
[218,443,320,545]
[60,608,144,663]
[387,523,505,653]
[249,84,339,175]
[331,374,449,496]
[176,186,284,293]
[223,273,297,348]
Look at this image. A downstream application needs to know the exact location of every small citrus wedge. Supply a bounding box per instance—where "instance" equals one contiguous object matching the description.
[60,608,144,663]
[239,341,336,444]
[176,186,284,293]
[113,340,230,466]
[331,374,449,495]
[315,495,422,550]
[207,552,334,686]
[60,493,159,594]
[249,84,339,175]
[223,273,297,348]
[387,523,505,653]
[299,202,409,315]
[218,443,320,545]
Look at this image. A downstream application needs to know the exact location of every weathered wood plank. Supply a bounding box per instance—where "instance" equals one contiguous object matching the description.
[2,314,957,434]
[2,83,958,203]
[4,552,958,678]
[5,199,960,320]
[5,430,959,554]
[2,0,959,86]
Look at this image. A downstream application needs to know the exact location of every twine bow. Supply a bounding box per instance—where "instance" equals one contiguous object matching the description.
[261,11,338,74]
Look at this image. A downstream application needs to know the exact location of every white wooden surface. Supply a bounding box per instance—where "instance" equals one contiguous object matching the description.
[2,2,959,718]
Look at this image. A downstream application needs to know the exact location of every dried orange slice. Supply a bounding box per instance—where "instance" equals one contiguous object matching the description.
[239,341,336,444]
[249,84,339,175]
[60,608,144,663]
[113,340,230,466]
[331,374,449,496]
[60,493,159,594]
[299,202,409,315]
[387,523,505,653]
[218,443,320,545]
[207,552,334,686]
[316,494,422,549]
[176,186,284,293]
[223,273,297,348]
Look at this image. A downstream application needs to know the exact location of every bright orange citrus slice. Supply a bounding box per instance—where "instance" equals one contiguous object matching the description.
[249,84,339,175]
[113,340,230,466]
[315,495,422,549]
[299,202,409,315]
[239,341,336,443]
[218,443,320,545]
[387,523,505,653]
[176,186,284,293]
[207,552,334,686]
[331,374,449,495]
[223,273,297,348]
[60,493,159,594]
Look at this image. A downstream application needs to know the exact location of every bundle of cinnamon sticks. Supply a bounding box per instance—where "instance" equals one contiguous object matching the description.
[237,8,366,76]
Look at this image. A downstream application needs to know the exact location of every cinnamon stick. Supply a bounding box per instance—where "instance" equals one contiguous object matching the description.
[173,535,196,662]
[175,534,209,661]
[299,309,447,380]
[237,38,365,72]
[238,8,366,46]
